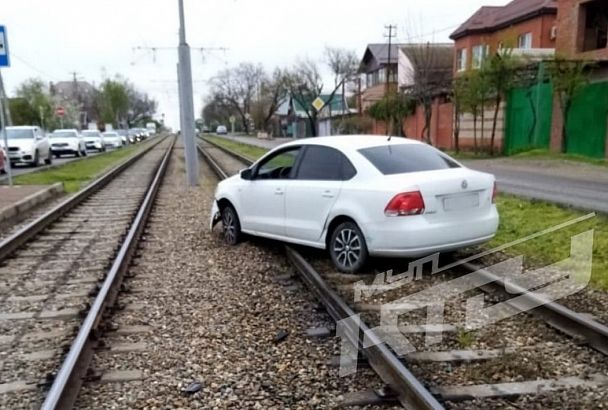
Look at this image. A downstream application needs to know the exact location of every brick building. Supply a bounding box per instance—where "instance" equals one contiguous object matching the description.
[450,0,558,74]
[551,0,608,157]
[555,0,608,60]
[449,0,558,151]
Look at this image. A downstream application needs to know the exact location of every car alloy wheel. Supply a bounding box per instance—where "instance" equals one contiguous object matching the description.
[221,206,241,245]
[330,222,368,274]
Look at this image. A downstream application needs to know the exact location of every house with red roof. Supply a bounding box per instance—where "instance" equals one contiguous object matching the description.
[450,0,558,74]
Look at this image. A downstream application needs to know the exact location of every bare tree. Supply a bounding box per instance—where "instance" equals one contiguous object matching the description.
[324,47,359,119]
[210,62,266,134]
[284,58,324,137]
[402,43,453,145]
[251,68,287,134]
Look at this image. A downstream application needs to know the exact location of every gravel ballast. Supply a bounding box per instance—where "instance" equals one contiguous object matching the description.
[75,144,398,409]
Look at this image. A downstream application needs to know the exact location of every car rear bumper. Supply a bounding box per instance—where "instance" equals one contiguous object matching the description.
[363,207,499,257]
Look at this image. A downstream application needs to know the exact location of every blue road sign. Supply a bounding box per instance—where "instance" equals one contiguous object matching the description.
[0,26,10,67]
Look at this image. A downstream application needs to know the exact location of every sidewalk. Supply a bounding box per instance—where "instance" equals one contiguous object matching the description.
[0,184,64,224]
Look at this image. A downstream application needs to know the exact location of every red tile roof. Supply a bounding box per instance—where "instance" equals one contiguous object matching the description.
[450,0,557,40]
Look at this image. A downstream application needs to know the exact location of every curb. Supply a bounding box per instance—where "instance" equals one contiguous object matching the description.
[0,183,65,224]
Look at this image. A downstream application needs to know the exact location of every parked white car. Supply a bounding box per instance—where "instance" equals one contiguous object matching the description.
[211,136,499,273]
[3,126,52,167]
[102,132,123,149]
[49,129,87,158]
[81,130,106,152]
[216,125,227,135]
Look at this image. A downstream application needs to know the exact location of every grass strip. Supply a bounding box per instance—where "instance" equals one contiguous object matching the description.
[14,145,143,193]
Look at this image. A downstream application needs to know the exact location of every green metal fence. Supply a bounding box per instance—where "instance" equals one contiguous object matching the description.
[565,81,608,158]
[504,81,553,155]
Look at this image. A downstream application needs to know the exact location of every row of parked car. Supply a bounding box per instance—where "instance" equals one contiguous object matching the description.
[0,126,152,173]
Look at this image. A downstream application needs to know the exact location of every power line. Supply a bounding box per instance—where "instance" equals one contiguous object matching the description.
[10,53,61,81]
[131,46,228,65]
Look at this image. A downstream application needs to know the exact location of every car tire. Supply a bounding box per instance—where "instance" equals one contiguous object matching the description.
[31,150,39,167]
[44,150,52,165]
[221,205,242,246]
[329,221,369,274]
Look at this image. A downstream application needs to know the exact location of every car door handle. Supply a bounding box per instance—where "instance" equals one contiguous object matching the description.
[275,188,284,196]
[322,191,335,198]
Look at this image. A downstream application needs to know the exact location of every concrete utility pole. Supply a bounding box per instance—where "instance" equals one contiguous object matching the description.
[177,0,199,186]
[0,69,13,186]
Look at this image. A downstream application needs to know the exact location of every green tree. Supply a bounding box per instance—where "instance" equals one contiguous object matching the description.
[481,50,522,155]
[14,79,53,128]
[367,92,414,137]
[8,98,38,126]
[99,77,130,128]
[547,57,592,153]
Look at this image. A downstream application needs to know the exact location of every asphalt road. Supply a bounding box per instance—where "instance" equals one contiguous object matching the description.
[462,158,608,214]
[0,150,104,184]
[210,134,608,214]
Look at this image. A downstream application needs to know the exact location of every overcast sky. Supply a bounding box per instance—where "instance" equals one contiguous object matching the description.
[2,0,507,129]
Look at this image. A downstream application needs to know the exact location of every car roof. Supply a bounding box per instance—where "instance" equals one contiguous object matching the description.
[6,125,38,130]
[53,129,79,132]
[278,135,425,152]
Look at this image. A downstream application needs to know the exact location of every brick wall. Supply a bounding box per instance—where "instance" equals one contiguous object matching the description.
[453,15,557,73]
[556,0,608,60]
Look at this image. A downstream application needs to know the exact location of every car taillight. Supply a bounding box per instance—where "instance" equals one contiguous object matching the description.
[385,191,425,217]
[492,182,497,204]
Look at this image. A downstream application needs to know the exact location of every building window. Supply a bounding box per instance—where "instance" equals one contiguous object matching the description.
[581,0,608,52]
[456,48,467,71]
[518,32,533,49]
[471,45,488,69]
[378,68,386,84]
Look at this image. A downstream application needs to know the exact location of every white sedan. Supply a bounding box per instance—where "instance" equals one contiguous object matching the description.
[102,132,123,149]
[211,136,499,273]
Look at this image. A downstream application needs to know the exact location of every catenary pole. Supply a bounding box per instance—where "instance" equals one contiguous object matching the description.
[177,0,199,186]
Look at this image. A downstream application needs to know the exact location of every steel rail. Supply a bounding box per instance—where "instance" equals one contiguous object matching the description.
[41,137,175,409]
[196,143,229,180]
[198,141,443,409]
[199,136,256,165]
[0,136,167,262]
[464,261,608,356]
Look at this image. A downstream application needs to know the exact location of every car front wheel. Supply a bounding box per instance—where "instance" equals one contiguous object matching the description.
[31,151,40,167]
[44,150,52,165]
[329,221,368,274]
[221,205,241,245]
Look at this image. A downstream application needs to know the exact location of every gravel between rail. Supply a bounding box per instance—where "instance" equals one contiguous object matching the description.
[74,140,398,409]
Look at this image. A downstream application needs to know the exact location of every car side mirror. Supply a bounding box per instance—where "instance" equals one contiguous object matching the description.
[240,168,253,180]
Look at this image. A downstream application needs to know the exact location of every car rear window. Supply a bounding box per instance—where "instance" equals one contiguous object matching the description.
[358,144,460,175]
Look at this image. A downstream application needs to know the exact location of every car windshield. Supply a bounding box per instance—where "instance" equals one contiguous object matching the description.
[358,144,460,175]
[82,131,99,136]
[6,129,35,139]
[103,133,118,137]
[50,131,77,139]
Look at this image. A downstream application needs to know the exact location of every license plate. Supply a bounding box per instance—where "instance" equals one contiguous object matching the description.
[443,193,479,211]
